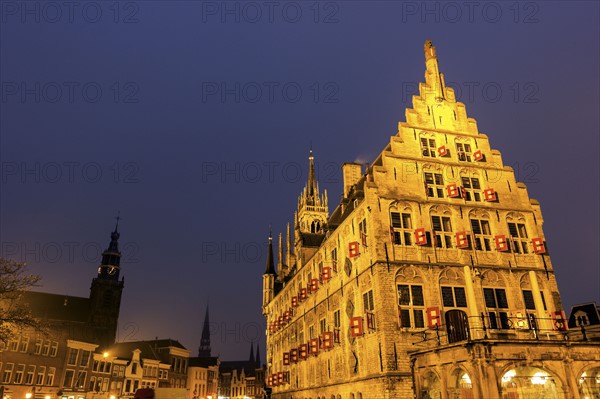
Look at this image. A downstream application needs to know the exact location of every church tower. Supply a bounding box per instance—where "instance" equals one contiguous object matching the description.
[198,304,212,358]
[89,218,125,347]
[294,149,329,264]
[262,231,276,315]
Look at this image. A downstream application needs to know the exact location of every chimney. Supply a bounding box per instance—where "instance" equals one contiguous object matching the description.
[342,163,362,198]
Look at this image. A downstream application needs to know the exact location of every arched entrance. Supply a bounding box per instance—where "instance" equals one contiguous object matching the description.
[447,369,474,399]
[445,310,469,343]
[421,371,442,399]
[579,366,600,398]
[500,366,564,399]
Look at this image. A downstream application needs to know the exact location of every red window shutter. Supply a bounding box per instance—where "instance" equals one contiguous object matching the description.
[446,184,459,198]
[300,288,307,301]
[322,266,331,281]
[456,232,469,248]
[283,352,290,366]
[292,296,298,307]
[459,186,467,199]
[426,307,441,329]
[473,150,483,161]
[290,348,298,363]
[267,375,272,386]
[350,316,364,337]
[309,338,320,356]
[321,332,333,350]
[415,228,428,245]
[278,372,283,384]
[438,145,448,157]
[278,316,284,328]
[484,188,497,202]
[298,344,308,360]
[348,241,360,258]
[310,278,319,293]
[495,235,508,251]
[532,237,546,254]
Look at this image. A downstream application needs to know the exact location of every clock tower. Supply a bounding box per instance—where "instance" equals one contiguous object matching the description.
[89,218,125,347]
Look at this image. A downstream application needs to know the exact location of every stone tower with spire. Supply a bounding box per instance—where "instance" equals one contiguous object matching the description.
[89,218,125,347]
[262,231,277,314]
[198,304,212,357]
[294,149,329,266]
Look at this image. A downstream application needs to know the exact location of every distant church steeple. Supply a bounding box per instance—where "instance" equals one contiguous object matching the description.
[98,215,122,280]
[89,216,125,347]
[249,342,255,364]
[262,230,277,313]
[198,303,212,358]
[255,342,261,367]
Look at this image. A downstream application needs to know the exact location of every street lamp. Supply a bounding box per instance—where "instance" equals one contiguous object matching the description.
[25,394,32,399]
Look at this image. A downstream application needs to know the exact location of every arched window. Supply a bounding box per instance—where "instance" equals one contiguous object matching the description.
[501,366,564,399]
[421,371,442,399]
[447,369,474,399]
[579,367,600,398]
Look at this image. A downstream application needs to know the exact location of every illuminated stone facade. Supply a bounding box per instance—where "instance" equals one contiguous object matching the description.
[261,41,600,399]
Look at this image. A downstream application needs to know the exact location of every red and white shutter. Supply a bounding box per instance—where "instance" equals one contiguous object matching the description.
[456,232,469,248]
[495,235,508,251]
[426,307,441,329]
[283,352,290,366]
[415,228,428,246]
[438,145,448,157]
[291,348,298,363]
[321,332,333,350]
[484,188,497,202]
[348,241,360,258]
[310,278,319,293]
[298,344,308,360]
[350,316,364,337]
[473,150,484,161]
[292,296,298,307]
[447,184,459,198]
[321,266,332,281]
[309,338,320,356]
[299,288,308,301]
[532,237,546,254]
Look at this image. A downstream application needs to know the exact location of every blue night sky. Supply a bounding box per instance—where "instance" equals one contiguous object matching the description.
[1,1,598,360]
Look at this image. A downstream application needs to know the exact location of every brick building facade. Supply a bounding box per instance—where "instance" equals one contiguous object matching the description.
[261,41,600,399]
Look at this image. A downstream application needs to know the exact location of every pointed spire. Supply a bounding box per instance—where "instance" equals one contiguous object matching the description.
[198,303,211,357]
[255,342,261,367]
[278,232,283,270]
[307,148,317,203]
[423,40,446,101]
[107,213,121,253]
[264,229,276,276]
[249,341,255,364]
[286,223,292,266]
